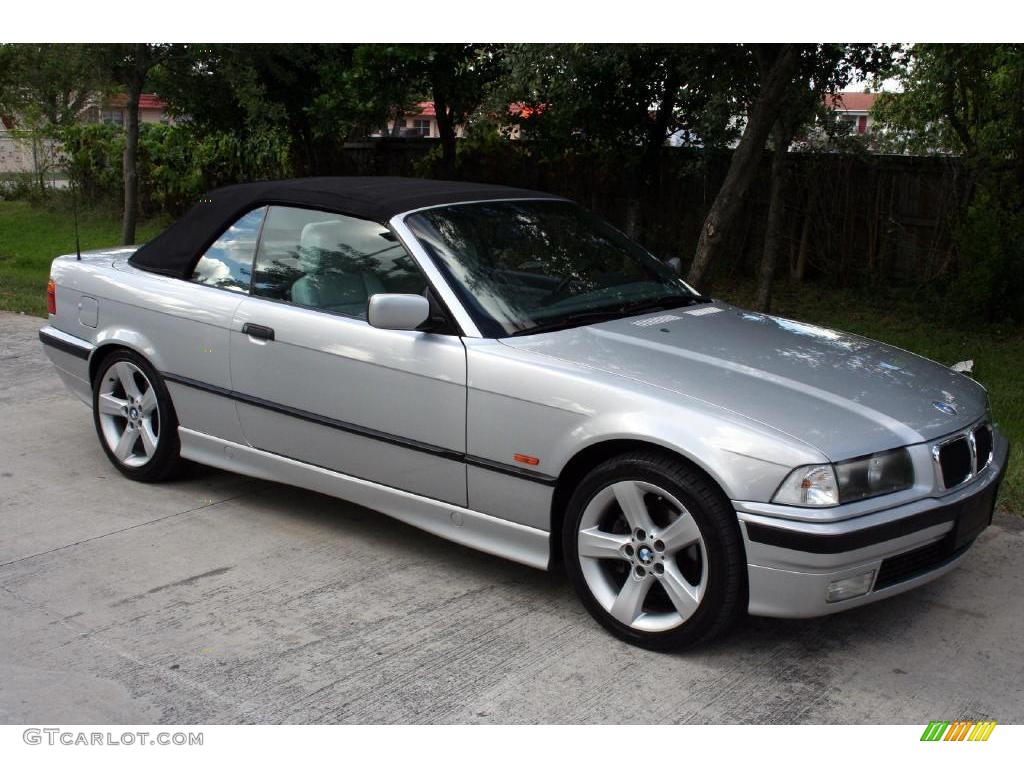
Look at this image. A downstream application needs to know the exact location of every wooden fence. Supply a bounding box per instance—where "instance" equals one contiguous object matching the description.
[335,139,969,288]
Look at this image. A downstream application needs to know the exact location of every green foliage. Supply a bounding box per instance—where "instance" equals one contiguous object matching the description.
[873,44,1024,158]
[57,122,291,216]
[0,44,105,129]
[494,44,734,153]
[151,44,370,174]
[59,123,124,203]
[951,185,1024,324]
[0,172,51,204]
[872,44,1024,322]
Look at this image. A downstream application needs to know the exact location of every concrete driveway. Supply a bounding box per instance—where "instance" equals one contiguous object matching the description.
[1,310,1022,724]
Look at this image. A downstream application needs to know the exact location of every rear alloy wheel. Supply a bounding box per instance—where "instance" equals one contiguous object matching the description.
[93,350,182,482]
[563,452,745,650]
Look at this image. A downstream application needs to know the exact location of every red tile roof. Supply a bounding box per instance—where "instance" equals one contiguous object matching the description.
[825,92,878,113]
[508,102,547,119]
[104,93,168,111]
[413,101,436,117]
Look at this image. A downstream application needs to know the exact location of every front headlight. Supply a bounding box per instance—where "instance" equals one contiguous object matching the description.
[773,464,839,506]
[773,448,915,507]
[834,447,914,502]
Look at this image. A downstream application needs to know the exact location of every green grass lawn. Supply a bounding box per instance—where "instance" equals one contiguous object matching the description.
[0,199,1019,515]
[0,200,162,315]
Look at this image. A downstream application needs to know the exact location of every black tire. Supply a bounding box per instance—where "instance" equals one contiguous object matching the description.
[562,451,746,651]
[91,349,183,483]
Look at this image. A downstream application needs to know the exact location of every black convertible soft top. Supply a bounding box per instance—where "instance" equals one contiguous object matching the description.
[128,176,562,278]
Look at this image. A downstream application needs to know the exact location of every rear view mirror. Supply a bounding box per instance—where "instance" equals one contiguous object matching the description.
[367,293,431,331]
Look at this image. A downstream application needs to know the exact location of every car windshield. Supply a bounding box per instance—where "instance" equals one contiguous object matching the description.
[404,200,705,337]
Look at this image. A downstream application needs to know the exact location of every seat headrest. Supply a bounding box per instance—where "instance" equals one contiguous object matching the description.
[299,220,348,272]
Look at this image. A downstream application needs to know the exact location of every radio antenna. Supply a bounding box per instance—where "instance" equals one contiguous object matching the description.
[72,175,82,260]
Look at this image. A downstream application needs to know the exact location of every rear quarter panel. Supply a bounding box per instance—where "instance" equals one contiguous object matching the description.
[50,253,246,443]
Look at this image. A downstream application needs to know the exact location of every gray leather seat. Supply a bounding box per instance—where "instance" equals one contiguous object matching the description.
[290,220,384,318]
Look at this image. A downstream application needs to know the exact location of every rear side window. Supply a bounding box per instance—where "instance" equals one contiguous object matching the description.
[190,206,267,292]
[251,206,427,320]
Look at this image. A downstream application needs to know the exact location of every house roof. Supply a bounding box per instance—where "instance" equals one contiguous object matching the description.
[129,176,563,278]
[104,93,168,111]
[825,92,878,113]
[508,102,547,119]
[413,101,436,118]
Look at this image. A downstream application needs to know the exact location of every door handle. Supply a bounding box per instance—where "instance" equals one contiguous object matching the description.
[242,323,275,341]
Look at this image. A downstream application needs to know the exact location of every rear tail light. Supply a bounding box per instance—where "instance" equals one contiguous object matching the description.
[46,279,56,315]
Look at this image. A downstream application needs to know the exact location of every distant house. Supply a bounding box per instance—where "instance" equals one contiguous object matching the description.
[82,93,174,127]
[381,102,465,139]
[825,92,878,135]
[0,92,175,177]
[374,100,546,140]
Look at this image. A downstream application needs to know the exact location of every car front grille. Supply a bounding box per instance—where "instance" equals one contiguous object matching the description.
[938,437,972,488]
[936,422,995,490]
[975,424,993,469]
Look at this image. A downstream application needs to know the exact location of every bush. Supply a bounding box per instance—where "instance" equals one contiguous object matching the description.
[0,172,49,204]
[56,122,293,217]
[949,180,1024,324]
[59,123,124,205]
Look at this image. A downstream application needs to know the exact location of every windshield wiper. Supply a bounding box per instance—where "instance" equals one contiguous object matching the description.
[509,294,711,337]
[509,309,631,336]
[509,290,712,335]
[618,293,710,315]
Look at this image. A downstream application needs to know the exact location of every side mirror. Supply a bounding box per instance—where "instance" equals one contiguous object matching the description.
[367,293,431,331]
[665,256,683,276]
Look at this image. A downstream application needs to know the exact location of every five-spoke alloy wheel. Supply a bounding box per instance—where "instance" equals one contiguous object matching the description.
[563,451,745,650]
[92,349,182,482]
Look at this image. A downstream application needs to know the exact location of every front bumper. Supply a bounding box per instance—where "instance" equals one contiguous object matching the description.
[736,428,1009,618]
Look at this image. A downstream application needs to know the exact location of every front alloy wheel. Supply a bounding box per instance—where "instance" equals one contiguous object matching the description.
[92,350,182,482]
[563,452,745,650]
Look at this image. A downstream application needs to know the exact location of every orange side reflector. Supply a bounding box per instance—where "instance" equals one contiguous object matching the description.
[46,279,56,315]
[514,453,540,466]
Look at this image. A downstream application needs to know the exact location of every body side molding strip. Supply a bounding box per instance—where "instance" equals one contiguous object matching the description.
[163,371,558,486]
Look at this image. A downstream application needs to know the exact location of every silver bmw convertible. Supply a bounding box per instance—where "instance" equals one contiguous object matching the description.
[39,177,1009,649]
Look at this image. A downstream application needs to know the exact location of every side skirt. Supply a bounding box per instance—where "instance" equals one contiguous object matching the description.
[177,427,551,571]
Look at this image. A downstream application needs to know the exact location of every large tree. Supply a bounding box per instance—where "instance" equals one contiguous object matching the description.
[873,44,1024,321]
[752,44,897,311]
[498,44,739,236]
[152,44,364,176]
[686,44,896,300]
[416,44,502,177]
[873,44,1024,170]
[0,44,105,190]
[93,44,175,244]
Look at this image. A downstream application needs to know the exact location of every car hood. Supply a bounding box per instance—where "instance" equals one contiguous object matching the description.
[499,302,988,460]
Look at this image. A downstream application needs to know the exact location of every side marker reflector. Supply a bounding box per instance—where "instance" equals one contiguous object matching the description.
[514,453,540,466]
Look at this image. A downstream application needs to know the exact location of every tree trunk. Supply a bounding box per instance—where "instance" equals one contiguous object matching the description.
[755,122,793,312]
[628,65,681,242]
[687,45,797,288]
[793,201,812,281]
[433,90,457,179]
[388,107,403,137]
[121,78,142,245]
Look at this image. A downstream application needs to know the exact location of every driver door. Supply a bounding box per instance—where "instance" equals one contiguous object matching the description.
[229,205,468,505]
